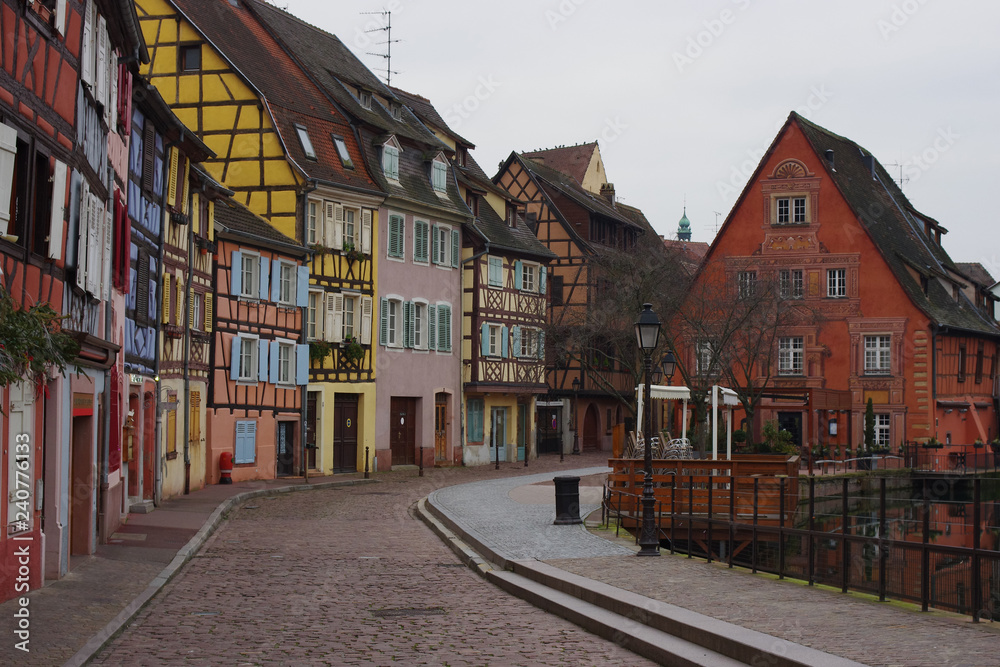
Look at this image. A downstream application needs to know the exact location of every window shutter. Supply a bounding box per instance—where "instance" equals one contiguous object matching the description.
[258,256,270,300]
[257,339,268,382]
[323,292,340,343]
[539,266,547,295]
[162,273,171,324]
[135,249,149,326]
[403,301,414,348]
[331,293,344,343]
[180,157,190,213]
[324,201,336,249]
[189,289,195,329]
[86,195,101,295]
[109,50,118,130]
[54,0,67,35]
[296,344,309,385]
[413,220,426,262]
[230,251,242,296]
[76,184,90,291]
[379,297,389,346]
[438,305,451,352]
[538,330,545,360]
[451,228,460,268]
[96,16,108,108]
[230,335,241,381]
[427,304,436,351]
[296,265,309,307]
[515,261,523,291]
[354,211,362,250]
[333,204,344,250]
[270,259,280,302]
[361,209,372,254]
[500,324,508,358]
[48,159,68,260]
[481,322,489,356]
[0,122,16,236]
[360,296,373,345]
[204,293,213,333]
[511,325,521,358]
[142,121,155,194]
[167,147,179,208]
[431,225,439,264]
[81,2,94,85]
[102,203,113,299]
[269,341,280,384]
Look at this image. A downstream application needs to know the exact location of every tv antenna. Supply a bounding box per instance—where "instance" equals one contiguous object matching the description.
[713,211,722,235]
[883,158,909,191]
[362,10,400,86]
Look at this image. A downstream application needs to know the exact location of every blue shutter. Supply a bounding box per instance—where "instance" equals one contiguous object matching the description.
[500,324,508,358]
[511,325,521,358]
[379,297,389,346]
[428,304,436,351]
[515,260,523,291]
[258,256,270,300]
[538,330,545,360]
[235,421,257,464]
[431,225,439,264]
[481,322,489,356]
[271,259,281,302]
[295,344,309,385]
[296,265,309,307]
[231,251,242,296]
[258,338,268,382]
[468,399,483,442]
[539,266,547,295]
[451,228,460,268]
[269,341,279,384]
[230,334,241,380]
[234,422,247,463]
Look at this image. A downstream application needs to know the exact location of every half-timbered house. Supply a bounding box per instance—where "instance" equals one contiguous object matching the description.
[252,2,470,471]
[683,112,1000,456]
[135,0,383,478]
[390,88,555,465]
[0,0,145,600]
[494,143,645,454]
[209,199,309,482]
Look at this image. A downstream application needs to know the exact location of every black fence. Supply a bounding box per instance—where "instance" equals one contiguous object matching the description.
[604,474,1000,621]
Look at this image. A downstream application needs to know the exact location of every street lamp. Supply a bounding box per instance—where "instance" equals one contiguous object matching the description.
[635,303,661,557]
[572,376,581,455]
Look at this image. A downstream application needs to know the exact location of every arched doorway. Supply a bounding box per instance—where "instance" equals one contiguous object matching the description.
[583,404,601,451]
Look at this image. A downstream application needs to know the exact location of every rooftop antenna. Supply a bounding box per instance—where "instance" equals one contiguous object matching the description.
[883,156,910,191]
[362,10,400,86]
[714,211,722,235]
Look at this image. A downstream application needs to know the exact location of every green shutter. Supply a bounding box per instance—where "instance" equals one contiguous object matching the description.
[379,297,389,346]
[451,228,460,267]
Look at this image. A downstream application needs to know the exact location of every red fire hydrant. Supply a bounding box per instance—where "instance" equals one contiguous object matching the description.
[220,451,233,485]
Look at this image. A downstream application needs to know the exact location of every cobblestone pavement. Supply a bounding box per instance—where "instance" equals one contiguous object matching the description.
[550,554,1000,667]
[94,453,655,666]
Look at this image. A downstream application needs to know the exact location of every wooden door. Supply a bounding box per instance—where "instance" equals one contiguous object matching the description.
[276,421,294,476]
[306,392,319,470]
[334,396,359,473]
[583,403,600,451]
[390,397,415,466]
[434,398,447,462]
[142,392,154,500]
[490,407,507,462]
[517,404,527,461]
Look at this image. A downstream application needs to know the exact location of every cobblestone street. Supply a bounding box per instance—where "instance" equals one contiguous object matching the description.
[93,454,653,666]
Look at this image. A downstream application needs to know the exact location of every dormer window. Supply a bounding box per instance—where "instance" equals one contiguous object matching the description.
[466,193,479,217]
[390,102,402,120]
[359,89,372,110]
[295,125,316,160]
[457,147,466,167]
[332,135,353,169]
[382,139,400,181]
[506,203,516,227]
[431,156,448,193]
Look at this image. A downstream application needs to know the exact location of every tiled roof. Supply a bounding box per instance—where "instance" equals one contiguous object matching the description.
[955,262,996,290]
[214,197,305,255]
[167,0,378,193]
[663,239,710,274]
[792,112,1000,337]
[390,87,475,149]
[522,143,598,186]
[520,155,641,229]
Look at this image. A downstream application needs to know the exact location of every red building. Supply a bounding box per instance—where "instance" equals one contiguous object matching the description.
[682,112,999,456]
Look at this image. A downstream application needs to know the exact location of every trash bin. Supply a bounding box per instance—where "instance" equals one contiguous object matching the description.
[553,476,583,525]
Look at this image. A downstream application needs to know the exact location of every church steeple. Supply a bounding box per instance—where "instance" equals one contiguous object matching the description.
[677,207,692,241]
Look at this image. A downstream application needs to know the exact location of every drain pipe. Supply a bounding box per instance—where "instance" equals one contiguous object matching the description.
[182,178,195,495]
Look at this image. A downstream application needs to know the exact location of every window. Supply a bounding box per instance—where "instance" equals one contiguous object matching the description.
[776,196,807,224]
[696,341,714,375]
[779,269,803,299]
[383,144,399,181]
[307,200,320,245]
[343,208,356,248]
[359,89,372,109]
[307,290,323,340]
[432,159,448,192]
[387,214,404,259]
[516,261,544,293]
[332,135,353,169]
[413,302,425,349]
[343,295,356,341]
[958,343,967,382]
[864,335,891,375]
[380,298,402,348]
[486,323,503,357]
[432,225,449,265]
[488,256,503,287]
[779,337,803,375]
[550,274,563,306]
[277,262,294,304]
[519,327,537,358]
[738,271,757,299]
[827,269,846,298]
[234,421,257,464]
[975,342,984,383]
[522,263,536,292]
[295,125,316,160]
[875,414,891,448]
[413,219,429,263]
[240,252,259,299]
[390,102,402,120]
[467,398,484,442]
[179,44,201,72]
[191,292,202,331]
[276,341,294,385]
[232,334,262,383]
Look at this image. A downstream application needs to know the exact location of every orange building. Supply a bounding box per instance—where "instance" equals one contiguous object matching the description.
[681,112,1000,456]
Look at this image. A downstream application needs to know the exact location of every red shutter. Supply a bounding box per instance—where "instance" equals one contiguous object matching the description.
[114,189,129,293]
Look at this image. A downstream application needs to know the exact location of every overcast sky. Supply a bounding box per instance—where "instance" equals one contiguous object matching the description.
[272,0,999,279]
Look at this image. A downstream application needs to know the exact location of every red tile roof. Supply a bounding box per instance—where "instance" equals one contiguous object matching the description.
[522,142,598,186]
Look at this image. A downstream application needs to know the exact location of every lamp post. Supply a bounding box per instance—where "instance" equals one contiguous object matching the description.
[571,377,581,455]
[635,303,662,557]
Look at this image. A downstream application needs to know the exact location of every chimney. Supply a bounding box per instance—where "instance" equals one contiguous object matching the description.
[600,182,615,205]
[824,149,834,169]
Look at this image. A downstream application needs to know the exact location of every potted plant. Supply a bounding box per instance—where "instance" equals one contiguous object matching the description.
[340,336,365,364]
[342,242,365,263]
[309,341,334,364]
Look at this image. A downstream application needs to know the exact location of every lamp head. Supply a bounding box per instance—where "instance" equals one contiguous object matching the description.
[634,303,661,351]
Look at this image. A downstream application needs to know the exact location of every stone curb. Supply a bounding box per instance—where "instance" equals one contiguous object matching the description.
[423,487,517,570]
[66,478,375,667]
[415,498,493,578]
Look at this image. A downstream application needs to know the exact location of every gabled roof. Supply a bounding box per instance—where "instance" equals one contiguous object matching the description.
[214,197,305,256]
[522,142,598,187]
[165,0,378,193]
[390,87,475,149]
[955,263,996,290]
[752,112,1000,338]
